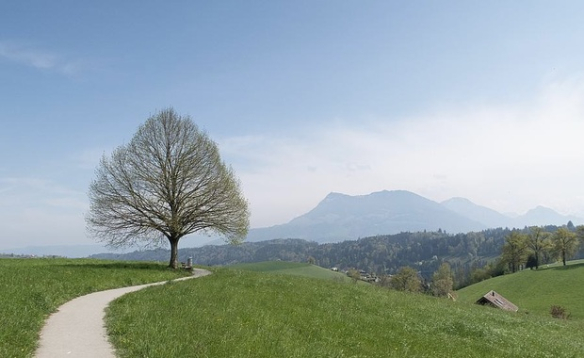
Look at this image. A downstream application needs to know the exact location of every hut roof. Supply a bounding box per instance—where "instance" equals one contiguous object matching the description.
[475,290,518,312]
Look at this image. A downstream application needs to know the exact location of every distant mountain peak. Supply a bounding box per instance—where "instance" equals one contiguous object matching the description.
[244,190,583,244]
[246,189,486,243]
[519,205,579,227]
[320,190,422,205]
[526,205,555,213]
[325,191,346,197]
[372,189,417,196]
[442,197,473,204]
[318,192,350,207]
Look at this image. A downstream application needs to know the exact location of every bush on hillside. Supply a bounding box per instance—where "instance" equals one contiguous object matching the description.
[550,305,571,320]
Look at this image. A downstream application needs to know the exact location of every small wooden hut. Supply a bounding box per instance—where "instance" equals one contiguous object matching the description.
[475,290,518,312]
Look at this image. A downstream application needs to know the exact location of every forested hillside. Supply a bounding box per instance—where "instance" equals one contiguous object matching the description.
[94,224,584,288]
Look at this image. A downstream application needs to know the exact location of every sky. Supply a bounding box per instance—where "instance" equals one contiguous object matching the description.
[2,1,584,251]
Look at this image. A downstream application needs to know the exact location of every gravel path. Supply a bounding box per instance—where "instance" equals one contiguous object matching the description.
[35,268,212,358]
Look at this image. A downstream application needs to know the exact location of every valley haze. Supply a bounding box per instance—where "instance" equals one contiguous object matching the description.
[4,190,580,257]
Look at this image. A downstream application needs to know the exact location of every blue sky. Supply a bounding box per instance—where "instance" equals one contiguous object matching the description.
[2,1,584,250]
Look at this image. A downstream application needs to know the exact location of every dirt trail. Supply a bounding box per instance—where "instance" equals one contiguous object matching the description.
[35,268,212,358]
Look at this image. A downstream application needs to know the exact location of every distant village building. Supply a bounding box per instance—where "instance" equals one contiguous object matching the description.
[344,268,379,283]
[475,290,518,312]
[359,270,379,283]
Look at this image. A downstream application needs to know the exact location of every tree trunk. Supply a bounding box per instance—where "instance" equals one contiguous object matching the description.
[169,237,180,269]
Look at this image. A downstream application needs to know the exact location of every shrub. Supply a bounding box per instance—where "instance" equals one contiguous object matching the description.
[550,305,571,320]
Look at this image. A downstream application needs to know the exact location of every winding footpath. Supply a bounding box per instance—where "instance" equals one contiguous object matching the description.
[35,268,212,358]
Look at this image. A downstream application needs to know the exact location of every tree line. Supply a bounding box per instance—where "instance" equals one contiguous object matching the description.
[500,222,584,272]
[367,223,584,299]
[93,224,584,284]
[373,262,455,298]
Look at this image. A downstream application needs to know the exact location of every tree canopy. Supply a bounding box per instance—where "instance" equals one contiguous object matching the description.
[389,266,422,292]
[552,227,579,266]
[501,231,528,273]
[431,262,454,297]
[525,226,551,270]
[86,108,250,268]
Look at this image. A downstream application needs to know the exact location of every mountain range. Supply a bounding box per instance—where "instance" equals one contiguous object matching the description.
[7,190,581,257]
[245,190,581,244]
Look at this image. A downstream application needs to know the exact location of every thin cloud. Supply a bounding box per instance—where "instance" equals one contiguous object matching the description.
[0,40,85,75]
[220,76,584,228]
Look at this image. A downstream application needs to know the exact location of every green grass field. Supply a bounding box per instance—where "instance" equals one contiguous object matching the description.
[457,259,584,320]
[107,264,584,358]
[228,261,353,281]
[0,258,189,358]
[6,258,584,358]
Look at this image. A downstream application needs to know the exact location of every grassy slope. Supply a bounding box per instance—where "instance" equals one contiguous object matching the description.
[0,258,189,358]
[457,259,584,319]
[107,265,584,358]
[228,261,352,281]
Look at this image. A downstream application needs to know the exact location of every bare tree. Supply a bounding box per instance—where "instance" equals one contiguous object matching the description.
[86,108,249,268]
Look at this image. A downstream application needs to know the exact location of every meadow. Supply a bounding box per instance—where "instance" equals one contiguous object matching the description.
[0,258,189,358]
[228,261,354,281]
[457,259,584,319]
[107,262,584,358]
[4,258,584,358]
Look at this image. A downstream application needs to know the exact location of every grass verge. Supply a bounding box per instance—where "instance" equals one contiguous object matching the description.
[0,258,189,358]
[107,267,584,358]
